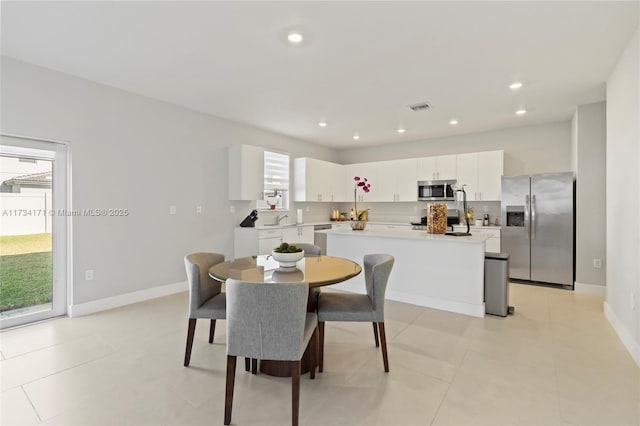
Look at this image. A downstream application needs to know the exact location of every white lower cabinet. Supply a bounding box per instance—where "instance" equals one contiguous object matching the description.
[235,225,315,258]
[258,236,282,256]
[282,225,314,244]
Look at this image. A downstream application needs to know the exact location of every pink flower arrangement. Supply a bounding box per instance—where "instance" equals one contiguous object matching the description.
[353,176,371,221]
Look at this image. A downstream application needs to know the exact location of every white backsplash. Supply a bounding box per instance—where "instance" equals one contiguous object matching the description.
[233,200,501,226]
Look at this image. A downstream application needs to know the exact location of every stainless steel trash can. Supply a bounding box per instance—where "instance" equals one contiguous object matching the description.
[484,252,512,317]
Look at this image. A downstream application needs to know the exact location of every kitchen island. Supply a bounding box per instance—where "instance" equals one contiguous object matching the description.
[316,227,491,317]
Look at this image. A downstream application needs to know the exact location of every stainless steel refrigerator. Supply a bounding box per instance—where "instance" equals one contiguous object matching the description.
[501,172,574,286]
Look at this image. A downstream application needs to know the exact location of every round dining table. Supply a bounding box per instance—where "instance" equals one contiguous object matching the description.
[208,254,362,288]
[208,254,362,377]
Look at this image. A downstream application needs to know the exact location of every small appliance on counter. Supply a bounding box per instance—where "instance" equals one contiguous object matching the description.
[239,209,258,227]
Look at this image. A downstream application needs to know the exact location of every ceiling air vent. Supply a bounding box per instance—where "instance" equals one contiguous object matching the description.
[408,101,432,112]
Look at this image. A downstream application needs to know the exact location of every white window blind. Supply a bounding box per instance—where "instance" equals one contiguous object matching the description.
[259,150,289,210]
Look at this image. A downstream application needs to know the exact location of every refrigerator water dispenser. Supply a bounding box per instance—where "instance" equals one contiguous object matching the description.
[505,206,525,227]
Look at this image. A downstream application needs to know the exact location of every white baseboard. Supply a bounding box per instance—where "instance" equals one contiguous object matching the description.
[68,281,188,317]
[386,289,485,318]
[574,282,606,296]
[328,286,485,318]
[604,302,640,368]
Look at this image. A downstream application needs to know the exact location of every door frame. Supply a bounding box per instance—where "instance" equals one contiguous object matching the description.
[0,133,72,329]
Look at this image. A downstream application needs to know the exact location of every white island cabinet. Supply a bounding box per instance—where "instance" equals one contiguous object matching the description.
[319,228,490,317]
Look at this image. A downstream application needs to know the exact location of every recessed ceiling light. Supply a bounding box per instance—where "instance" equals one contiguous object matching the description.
[353,134,360,140]
[449,119,459,125]
[318,121,327,127]
[287,33,303,44]
[397,128,406,134]
[515,109,527,115]
[509,82,523,90]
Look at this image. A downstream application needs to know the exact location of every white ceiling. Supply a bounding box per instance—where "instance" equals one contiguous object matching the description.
[1,1,638,148]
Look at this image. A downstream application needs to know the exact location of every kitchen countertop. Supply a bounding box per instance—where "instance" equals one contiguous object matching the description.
[248,221,501,230]
[316,227,491,243]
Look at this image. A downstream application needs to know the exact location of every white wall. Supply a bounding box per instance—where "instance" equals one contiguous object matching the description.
[574,102,607,290]
[0,57,336,306]
[605,29,639,366]
[338,121,572,177]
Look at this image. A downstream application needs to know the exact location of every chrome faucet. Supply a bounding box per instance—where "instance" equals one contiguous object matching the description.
[275,214,288,224]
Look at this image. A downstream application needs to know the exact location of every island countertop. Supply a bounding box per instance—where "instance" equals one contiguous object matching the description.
[316,227,491,243]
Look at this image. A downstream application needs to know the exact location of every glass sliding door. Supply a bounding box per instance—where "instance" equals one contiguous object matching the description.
[0,135,70,329]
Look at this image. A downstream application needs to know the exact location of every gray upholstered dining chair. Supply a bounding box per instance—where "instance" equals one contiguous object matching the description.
[183,252,226,367]
[293,243,322,256]
[224,279,318,426]
[317,253,395,373]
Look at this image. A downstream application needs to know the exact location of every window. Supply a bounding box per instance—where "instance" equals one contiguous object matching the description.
[257,150,289,211]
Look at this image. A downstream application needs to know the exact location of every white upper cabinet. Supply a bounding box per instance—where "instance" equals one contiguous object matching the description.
[376,159,418,201]
[344,162,378,202]
[477,150,503,201]
[228,144,264,200]
[456,152,479,198]
[294,158,345,202]
[455,150,503,201]
[417,154,457,181]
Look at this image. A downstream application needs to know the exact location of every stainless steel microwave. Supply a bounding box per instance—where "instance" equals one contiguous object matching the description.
[417,180,456,201]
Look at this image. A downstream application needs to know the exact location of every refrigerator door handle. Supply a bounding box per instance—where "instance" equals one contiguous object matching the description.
[525,194,530,239]
[531,194,536,240]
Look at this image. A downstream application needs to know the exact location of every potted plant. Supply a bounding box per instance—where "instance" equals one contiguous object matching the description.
[351,176,371,230]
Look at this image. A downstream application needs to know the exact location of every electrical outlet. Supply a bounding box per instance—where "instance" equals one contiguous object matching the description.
[229,205,235,213]
[169,205,176,215]
[593,258,602,269]
[85,270,94,281]
[196,206,202,214]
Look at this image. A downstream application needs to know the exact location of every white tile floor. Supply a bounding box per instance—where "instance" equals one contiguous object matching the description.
[1,283,639,425]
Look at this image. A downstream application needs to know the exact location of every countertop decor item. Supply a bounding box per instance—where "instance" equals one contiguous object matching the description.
[352,176,371,230]
[426,203,447,234]
[272,242,304,268]
[446,185,472,236]
[351,220,367,230]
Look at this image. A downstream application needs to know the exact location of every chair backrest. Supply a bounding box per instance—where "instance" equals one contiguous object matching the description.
[184,253,225,317]
[363,254,395,322]
[226,280,309,361]
[292,243,322,256]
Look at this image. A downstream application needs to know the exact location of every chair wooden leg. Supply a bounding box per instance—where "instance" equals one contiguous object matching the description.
[251,358,258,374]
[309,327,317,380]
[318,321,325,373]
[291,360,301,426]
[378,322,389,373]
[372,322,380,347]
[184,318,197,366]
[209,319,216,343]
[244,357,250,372]
[224,355,237,425]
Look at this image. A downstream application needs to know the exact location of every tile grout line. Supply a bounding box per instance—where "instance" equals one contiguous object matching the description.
[21,384,42,423]
[429,344,472,426]
[548,291,567,425]
[6,351,117,392]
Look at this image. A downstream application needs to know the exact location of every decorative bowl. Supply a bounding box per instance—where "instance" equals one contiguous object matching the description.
[271,250,304,268]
